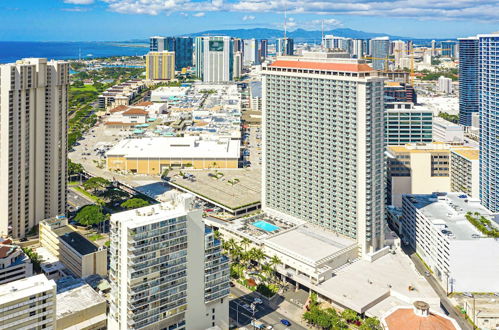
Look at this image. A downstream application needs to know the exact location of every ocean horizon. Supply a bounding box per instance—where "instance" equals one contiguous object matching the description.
[0,41,149,64]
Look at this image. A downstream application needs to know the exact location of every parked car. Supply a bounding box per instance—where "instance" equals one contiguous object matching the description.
[253,298,263,304]
[280,319,291,326]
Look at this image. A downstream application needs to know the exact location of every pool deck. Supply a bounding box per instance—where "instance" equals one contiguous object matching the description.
[252,220,280,232]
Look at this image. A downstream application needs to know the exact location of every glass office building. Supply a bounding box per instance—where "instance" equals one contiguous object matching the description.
[458,37,479,126]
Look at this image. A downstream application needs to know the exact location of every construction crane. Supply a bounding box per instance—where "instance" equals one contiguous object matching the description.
[395,48,450,86]
[362,56,395,73]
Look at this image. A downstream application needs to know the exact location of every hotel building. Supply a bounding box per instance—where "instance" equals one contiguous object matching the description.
[262,54,386,254]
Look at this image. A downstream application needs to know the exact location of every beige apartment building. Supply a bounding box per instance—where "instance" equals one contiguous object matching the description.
[450,149,479,198]
[0,58,68,238]
[0,274,57,330]
[146,51,175,81]
[387,143,477,207]
[39,216,107,278]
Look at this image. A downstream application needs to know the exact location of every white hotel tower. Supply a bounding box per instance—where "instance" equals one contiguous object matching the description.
[108,193,230,330]
[0,58,69,238]
[262,53,386,254]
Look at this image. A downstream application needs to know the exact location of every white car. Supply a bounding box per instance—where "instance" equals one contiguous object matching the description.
[253,298,263,304]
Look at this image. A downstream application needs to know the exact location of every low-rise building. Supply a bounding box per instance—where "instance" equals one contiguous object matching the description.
[386,143,475,207]
[433,117,464,143]
[0,239,32,285]
[450,149,479,198]
[383,301,460,330]
[385,102,433,144]
[0,274,57,330]
[56,281,107,330]
[39,216,107,278]
[249,81,262,111]
[401,192,499,292]
[106,136,240,174]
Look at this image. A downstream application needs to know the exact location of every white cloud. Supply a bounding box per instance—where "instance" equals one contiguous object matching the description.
[99,0,499,22]
[243,15,255,21]
[64,0,94,4]
[193,12,206,17]
[62,7,91,11]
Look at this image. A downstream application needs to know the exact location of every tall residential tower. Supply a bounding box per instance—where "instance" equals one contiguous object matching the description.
[0,58,68,238]
[262,54,386,254]
[458,37,479,126]
[195,36,233,82]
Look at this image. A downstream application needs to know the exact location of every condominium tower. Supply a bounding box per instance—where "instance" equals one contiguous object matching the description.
[150,36,193,70]
[145,51,175,81]
[0,58,68,238]
[262,54,386,254]
[276,37,294,56]
[458,37,479,126]
[243,39,260,66]
[195,36,233,82]
[108,193,230,330]
[371,36,390,70]
[478,33,499,212]
[149,36,166,52]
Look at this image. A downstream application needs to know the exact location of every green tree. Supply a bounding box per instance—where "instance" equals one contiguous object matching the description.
[22,247,43,273]
[83,177,110,194]
[68,159,84,176]
[341,309,359,323]
[120,198,150,210]
[74,205,107,226]
[102,188,129,203]
[360,317,383,330]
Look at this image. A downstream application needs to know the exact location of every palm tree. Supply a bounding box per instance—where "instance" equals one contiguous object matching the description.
[240,237,251,252]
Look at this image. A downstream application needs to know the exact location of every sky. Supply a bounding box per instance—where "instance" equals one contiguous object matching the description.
[0,0,498,41]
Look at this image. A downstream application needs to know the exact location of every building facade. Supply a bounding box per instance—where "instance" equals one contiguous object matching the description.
[0,58,68,238]
[165,37,193,70]
[458,37,479,126]
[432,117,464,143]
[0,274,57,330]
[276,38,294,56]
[150,36,166,52]
[479,33,499,212]
[450,149,479,198]
[385,102,433,145]
[371,37,390,70]
[146,51,175,81]
[262,55,386,254]
[401,193,499,292]
[437,76,453,94]
[259,39,268,61]
[108,194,229,330]
[0,239,33,285]
[195,36,233,82]
[243,39,260,66]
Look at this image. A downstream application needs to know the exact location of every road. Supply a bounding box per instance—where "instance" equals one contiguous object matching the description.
[68,188,93,210]
[404,246,472,330]
[230,287,306,330]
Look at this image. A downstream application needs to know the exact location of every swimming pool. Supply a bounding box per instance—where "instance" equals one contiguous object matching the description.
[252,220,280,232]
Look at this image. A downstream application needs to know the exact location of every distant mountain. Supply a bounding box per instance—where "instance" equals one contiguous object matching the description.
[184,28,408,41]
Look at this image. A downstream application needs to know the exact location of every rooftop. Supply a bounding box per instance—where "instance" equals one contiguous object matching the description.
[384,307,457,330]
[0,274,55,305]
[451,148,479,161]
[268,60,374,72]
[404,192,495,240]
[265,225,356,266]
[106,136,240,159]
[56,283,106,319]
[59,231,99,256]
[387,143,475,154]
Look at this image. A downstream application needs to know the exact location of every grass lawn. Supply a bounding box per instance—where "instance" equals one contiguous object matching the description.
[70,85,97,92]
[88,233,104,241]
[73,186,105,204]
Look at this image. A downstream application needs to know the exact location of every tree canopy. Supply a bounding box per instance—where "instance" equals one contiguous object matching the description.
[121,198,150,210]
[83,177,110,193]
[68,159,84,176]
[74,205,107,226]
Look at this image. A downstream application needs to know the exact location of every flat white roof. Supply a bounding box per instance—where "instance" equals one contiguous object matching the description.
[111,193,193,228]
[106,136,240,159]
[0,274,55,305]
[56,284,105,318]
[265,225,356,266]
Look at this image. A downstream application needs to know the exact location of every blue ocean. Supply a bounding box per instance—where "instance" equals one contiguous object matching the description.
[0,41,149,63]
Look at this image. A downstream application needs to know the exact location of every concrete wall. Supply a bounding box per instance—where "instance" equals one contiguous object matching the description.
[107,157,238,174]
[56,300,107,330]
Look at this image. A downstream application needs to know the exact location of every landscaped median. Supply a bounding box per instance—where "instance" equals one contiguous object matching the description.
[465,212,499,238]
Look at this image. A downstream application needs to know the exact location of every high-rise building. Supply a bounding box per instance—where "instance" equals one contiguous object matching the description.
[195,36,233,82]
[262,54,386,254]
[437,76,453,94]
[243,39,260,66]
[276,37,294,56]
[431,40,437,56]
[384,82,417,103]
[0,58,68,238]
[233,51,242,79]
[150,36,166,52]
[392,40,406,69]
[322,35,352,53]
[259,39,269,61]
[441,40,457,57]
[385,102,433,145]
[145,51,175,81]
[108,194,230,330]
[164,37,193,70]
[233,38,243,53]
[371,36,390,70]
[351,39,365,59]
[458,37,479,126]
[0,274,57,329]
[478,33,499,212]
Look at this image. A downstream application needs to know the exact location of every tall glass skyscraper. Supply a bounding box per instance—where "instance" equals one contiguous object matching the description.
[479,34,499,212]
[276,38,294,56]
[370,36,390,70]
[458,37,479,126]
[165,37,193,70]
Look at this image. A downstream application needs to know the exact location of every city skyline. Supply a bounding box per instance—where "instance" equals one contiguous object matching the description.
[1,0,499,41]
